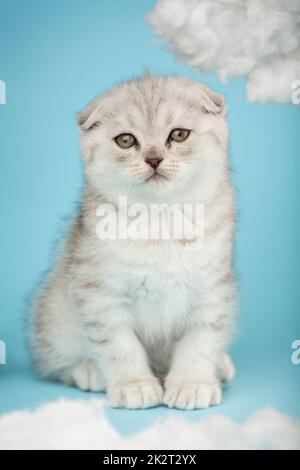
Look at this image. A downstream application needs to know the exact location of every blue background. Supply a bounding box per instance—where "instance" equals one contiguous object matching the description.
[0,0,299,432]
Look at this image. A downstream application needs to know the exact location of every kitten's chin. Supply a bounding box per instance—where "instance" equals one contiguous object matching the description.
[144,172,168,184]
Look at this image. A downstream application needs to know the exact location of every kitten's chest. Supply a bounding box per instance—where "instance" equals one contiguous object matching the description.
[122,245,201,336]
[132,269,189,310]
[130,268,190,341]
[97,239,204,336]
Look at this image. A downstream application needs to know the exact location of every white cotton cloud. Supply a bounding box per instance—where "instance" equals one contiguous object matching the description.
[147,0,300,103]
[0,398,299,450]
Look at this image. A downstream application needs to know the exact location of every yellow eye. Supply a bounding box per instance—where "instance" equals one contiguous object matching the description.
[168,128,190,143]
[114,133,137,149]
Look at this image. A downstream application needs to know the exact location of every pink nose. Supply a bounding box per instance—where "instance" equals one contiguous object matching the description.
[145,157,163,169]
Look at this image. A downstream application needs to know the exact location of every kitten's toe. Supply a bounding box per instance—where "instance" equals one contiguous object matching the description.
[67,360,104,392]
[163,381,222,410]
[108,379,163,409]
[218,352,235,382]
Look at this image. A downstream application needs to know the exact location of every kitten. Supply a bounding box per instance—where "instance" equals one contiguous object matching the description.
[30,75,236,410]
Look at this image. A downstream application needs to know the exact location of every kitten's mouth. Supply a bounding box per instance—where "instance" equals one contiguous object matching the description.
[145,171,168,183]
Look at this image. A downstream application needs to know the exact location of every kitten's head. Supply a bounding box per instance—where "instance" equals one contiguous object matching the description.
[78,75,228,202]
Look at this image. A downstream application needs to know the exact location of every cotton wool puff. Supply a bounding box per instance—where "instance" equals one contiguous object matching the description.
[148,0,300,103]
[0,399,299,450]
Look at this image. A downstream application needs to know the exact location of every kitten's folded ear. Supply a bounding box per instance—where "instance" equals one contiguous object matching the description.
[198,86,227,116]
[77,98,101,132]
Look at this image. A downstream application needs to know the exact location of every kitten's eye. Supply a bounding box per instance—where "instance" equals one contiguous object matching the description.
[168,128,190,143]
[114,133,137,149]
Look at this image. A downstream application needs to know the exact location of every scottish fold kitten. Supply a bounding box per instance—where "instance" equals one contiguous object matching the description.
[30,75,236,409]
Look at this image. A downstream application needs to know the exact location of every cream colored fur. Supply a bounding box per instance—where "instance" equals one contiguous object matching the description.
[30,75,236,410]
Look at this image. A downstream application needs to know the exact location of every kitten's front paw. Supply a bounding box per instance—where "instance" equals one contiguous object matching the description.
[163,381,222,410]
[108,379,163,409]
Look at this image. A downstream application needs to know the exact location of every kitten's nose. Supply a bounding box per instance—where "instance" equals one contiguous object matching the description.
[145,157,163,169]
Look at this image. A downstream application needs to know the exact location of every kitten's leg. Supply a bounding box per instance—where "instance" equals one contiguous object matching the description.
[32,296,105,392]
[30,275,106,392]
[163,296,235,410]
[80,300,163,409]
